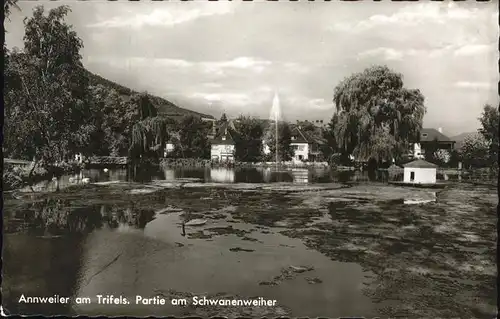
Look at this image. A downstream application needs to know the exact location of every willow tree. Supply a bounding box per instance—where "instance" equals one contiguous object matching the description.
[331,65,426,164]
[129,116,173,160]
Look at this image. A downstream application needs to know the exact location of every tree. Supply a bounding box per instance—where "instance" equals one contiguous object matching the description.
[423,138,450,166]
[331,65,426,165]
[296,120,316,134]
[264,122,294,162]
[321,115,340,163]
[177,115,210,159]
[233,116,264,162]
[478,104,499,166]
[129,116,173,161]
[460,133,490,169]
[4,5,92,176]
[220,113,228,123]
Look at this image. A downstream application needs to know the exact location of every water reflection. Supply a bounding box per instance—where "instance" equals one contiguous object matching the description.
[4,200,156,236]
[3,199,157,315]
[23,166,409,193]
[210,167,235,183]
[291,169,309,183]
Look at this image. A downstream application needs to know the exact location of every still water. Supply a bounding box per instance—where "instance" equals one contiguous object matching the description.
[20,166,392,193]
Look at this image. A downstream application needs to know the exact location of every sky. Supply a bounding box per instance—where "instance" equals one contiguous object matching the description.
[5,0,499,136]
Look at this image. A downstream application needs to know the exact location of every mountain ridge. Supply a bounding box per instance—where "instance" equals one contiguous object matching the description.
[85,69,215,120]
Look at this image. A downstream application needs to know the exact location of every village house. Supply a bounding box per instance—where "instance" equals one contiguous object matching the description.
[290,125,325,162]
[402,159,438,184]
[163,133,180,157]
[210,121,236,163]
[411,128,455,159]
[290,126,310,162]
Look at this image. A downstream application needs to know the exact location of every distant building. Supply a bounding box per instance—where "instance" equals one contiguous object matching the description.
[411,128,455,159]
[402,159,438,184]
[210,121,236,163]
[290,126,310,161]
[163,133,180,157]
[290,125,325,162]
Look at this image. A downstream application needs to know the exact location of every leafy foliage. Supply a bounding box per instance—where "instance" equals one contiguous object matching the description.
[424,138,451,166]
[4,6,92,172]
[233,116,264,162]
[331,65,426,163]
[220,113,228,123]
[129,116,175,161]
[478,104,499,166]
[264,122,294,162]
[460,133,490,169]
[174,115,210,159]
[321,115,341,163]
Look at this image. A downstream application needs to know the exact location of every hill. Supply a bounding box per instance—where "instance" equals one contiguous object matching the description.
[85,69,215,120]
[451,132,477,150]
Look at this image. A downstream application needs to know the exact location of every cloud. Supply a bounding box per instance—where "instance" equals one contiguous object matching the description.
[332,2,480,32]
[88,2,234,29]
[308,98,332,110]
[283,62,310,74]
[454,81,494,89]
[87,55,272,74]
[358,43,494,61]
[200,57,272,74]
[190,92,251,106]
[453,44,493,57]
[357,47,405,61]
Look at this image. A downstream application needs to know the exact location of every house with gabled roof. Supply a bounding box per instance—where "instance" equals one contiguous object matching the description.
[411,128,455,159]
[290,125,326,162]
[290,126,310,161]
[210,121,236,163]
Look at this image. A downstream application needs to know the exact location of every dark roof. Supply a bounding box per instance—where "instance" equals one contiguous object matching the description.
[290,126,309,144]
[402,159,438,169]
[210,122,235,145]
[420,128,454,143]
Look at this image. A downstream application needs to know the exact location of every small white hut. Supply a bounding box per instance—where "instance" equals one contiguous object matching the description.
[402,159,438,184]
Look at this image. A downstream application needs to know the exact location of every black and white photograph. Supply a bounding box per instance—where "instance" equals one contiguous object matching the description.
[2,0,498,317]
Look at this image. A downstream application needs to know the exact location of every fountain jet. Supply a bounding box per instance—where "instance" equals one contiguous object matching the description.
[269,92,281,169]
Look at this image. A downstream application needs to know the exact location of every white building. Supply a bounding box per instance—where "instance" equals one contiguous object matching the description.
[290,126,310,162]
[164,143,175,157]
[210,122,236,162]
[402,159,438,184]
[163,133,179,157]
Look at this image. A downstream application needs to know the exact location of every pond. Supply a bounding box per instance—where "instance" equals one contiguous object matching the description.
[3,167,497,317]
[15,166,392,193]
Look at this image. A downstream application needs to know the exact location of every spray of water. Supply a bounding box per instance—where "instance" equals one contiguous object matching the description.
[269,92,281,170]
